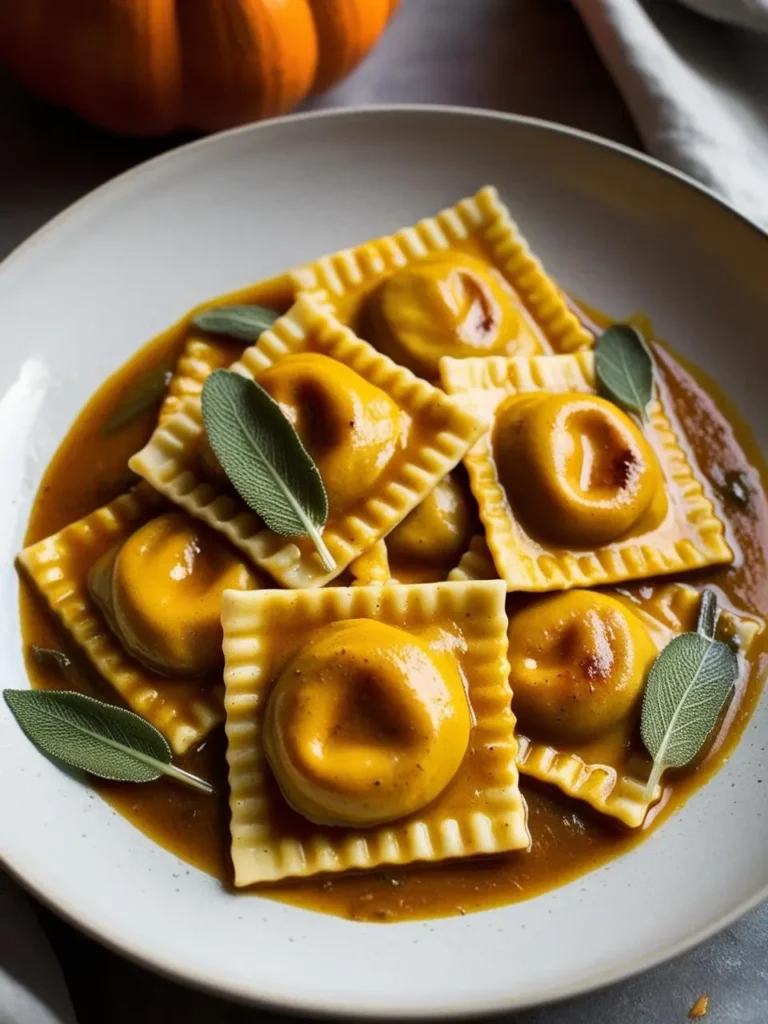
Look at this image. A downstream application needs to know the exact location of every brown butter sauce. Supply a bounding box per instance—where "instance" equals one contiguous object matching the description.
[18,287,768,922]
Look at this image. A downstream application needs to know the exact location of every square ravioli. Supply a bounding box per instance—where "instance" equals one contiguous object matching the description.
[506,583,762,827]
[346,470,480,587]
[159,335,244,424]
[449,534,498,583]
[221,579,530,885]
[17,485,225,754]
[130,296,486,589]
[440,352,733,591]
[289,186,594,381]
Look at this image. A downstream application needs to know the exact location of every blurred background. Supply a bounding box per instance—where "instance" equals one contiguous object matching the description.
[0,0,631,255]
[1,1,767,1022]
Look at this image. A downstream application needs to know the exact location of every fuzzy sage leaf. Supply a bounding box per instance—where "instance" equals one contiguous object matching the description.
[192,304,279,343]
[104,366,172,434]
[201,369,334,571]
[696,588,717,640]
[595,324,654,423]
[640,591,738,799]
[4,689,212,795]
[31,645,79,684]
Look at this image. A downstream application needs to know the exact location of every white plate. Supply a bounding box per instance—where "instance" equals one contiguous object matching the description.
[1,107,767,1018]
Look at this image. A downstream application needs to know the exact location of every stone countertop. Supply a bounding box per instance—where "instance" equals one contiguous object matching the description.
[1,1,766,1022]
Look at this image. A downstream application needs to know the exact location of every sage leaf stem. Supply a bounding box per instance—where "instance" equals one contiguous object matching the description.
[4,689,213,795]
[696,589,717,640]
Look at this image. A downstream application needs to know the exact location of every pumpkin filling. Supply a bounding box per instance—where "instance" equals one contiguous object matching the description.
[88,512,258,677]
[262,619,471,828]
[363,253,529,378]
[259,352,407,512]
[387,474,473,568]
[508,591,657,744]
[493,392,667,547]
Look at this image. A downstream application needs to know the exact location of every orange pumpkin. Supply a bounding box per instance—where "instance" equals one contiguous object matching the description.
[0,0,401,135]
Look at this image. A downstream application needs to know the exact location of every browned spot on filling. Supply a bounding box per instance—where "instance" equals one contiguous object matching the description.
[579,651,613,683]
[610,447,639,489]
[461,272,498,339]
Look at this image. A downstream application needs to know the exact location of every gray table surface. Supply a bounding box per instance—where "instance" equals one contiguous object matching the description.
[2,1,766,1021]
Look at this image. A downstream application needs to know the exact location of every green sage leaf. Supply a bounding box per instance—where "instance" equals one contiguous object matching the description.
[201,369,334,571]
[696,588,717,640]
[640,593,739,798]
[104,366,172,434]
[595,324,654,422]
[31,645,79,684]
[3,689,212,794]
[192,304,279,343]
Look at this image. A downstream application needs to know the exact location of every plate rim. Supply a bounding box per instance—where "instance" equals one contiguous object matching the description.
[1,103,767,1019]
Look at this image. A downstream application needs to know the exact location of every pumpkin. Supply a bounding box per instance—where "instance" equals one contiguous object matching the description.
[0,0,401,135]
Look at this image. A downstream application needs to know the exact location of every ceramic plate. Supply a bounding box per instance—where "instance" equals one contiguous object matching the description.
[1,107,767,1018]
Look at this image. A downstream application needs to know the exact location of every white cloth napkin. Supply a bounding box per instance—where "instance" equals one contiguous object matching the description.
[0,875,76,1024]
[573,0,768,227]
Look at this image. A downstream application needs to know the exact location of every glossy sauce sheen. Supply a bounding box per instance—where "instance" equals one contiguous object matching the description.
[19,279,768,922]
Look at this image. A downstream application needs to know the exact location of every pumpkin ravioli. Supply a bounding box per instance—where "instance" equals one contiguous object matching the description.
[449,540,760,824]
[347,473,478,587]
[159,335,244,424]
[16,486,235,754]
[221,579,530,885]
[449,534,498,583]
[440,352,733,591]
[348,539,391,586]
[510,584,762,827]
[130,297,485,589]
[290,186,594,380]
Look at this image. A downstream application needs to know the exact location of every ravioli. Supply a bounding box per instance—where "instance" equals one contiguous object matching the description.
[130,297,485,589]
[221,579,530,885]
[449,534,498,582]
[159,336,244,424]
[384,472,476,583]
[348,540,391,586]
[448,539,759,825]
[511,584,761,826]
[16,486,239,754]
[290,186,594,380]
[88,511,260,677]
[348,472,477,586]
[440,352,733,591]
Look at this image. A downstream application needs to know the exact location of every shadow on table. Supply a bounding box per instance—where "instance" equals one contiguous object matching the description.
[0,70,191,260]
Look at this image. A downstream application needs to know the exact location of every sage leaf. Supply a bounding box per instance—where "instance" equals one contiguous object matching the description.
[192,304,279,343]
[696,588,717,640]
[104,366,172,434]
[3,689,212,795]
[201,369,334,571]
[640,593,739,799]
[31,645,79,684]
[595,324,654,423]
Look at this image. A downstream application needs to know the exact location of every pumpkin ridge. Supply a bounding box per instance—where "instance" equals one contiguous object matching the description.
[0,0,394,134]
